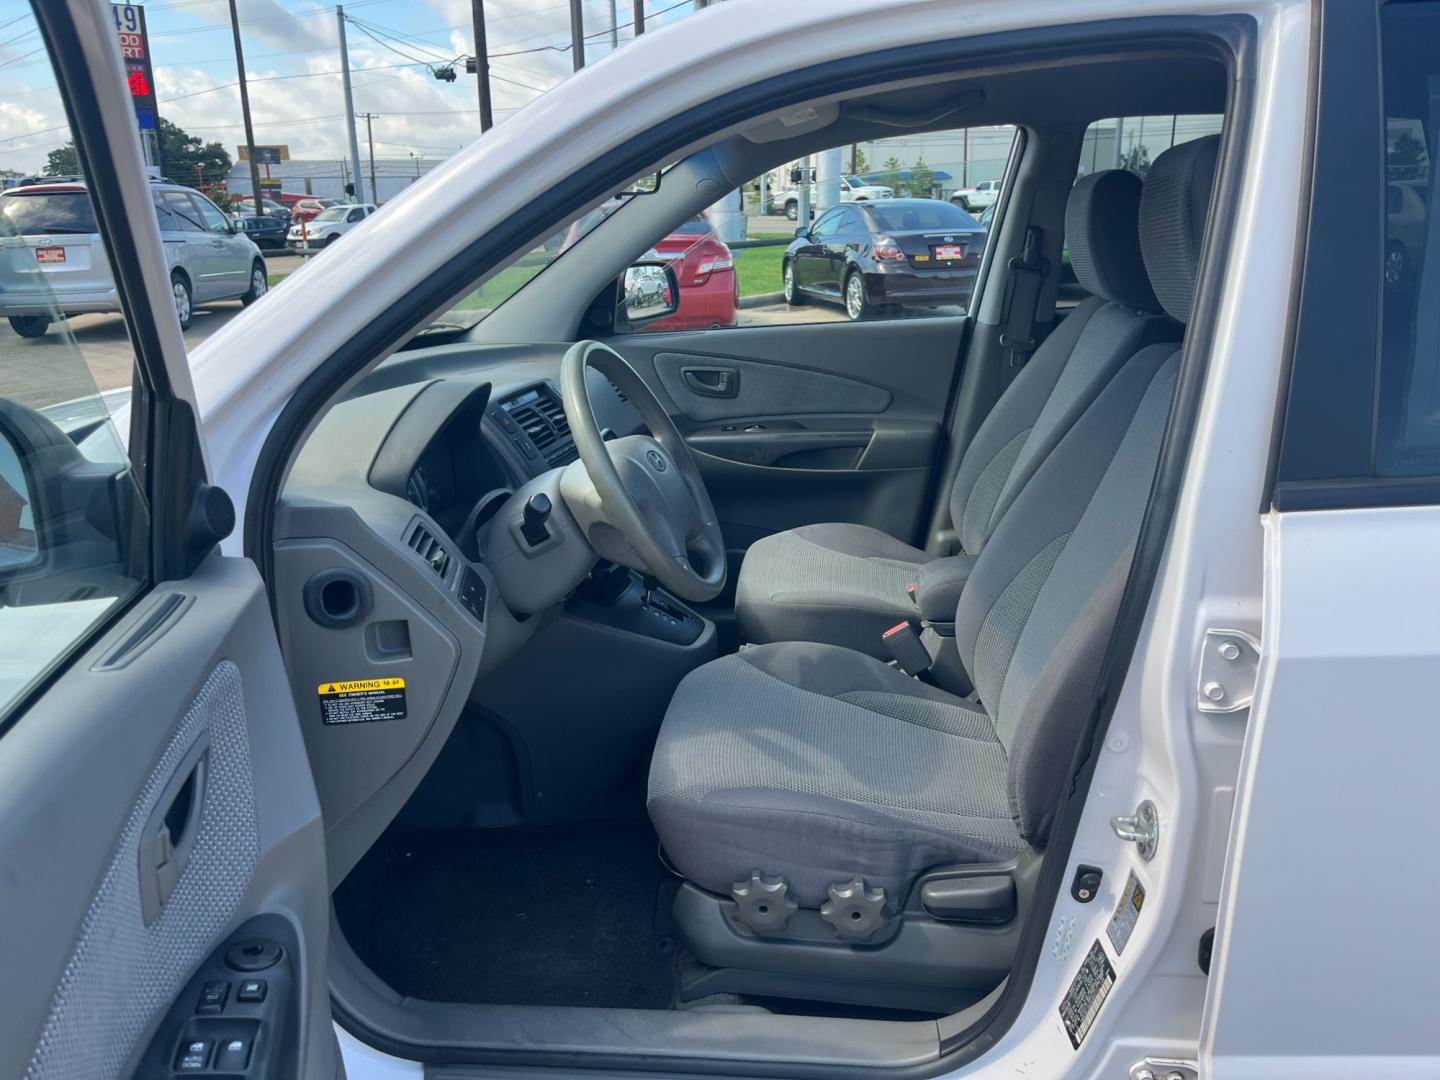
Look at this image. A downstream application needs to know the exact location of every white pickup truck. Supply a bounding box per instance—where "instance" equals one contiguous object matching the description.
[950,177,1001,211]
[771,174,893,219]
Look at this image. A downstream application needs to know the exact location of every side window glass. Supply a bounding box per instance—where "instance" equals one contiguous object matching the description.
[154,194,177,231]
[623,126,1016,333]
[191,195,230,235]
[0,36,152,725]
[348,209,365,223]
[1376,1,1440,474]
[162,191,204,232]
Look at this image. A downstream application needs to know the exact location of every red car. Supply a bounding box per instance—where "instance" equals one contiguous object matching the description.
[642,215,737,331]
[291,198,342,224]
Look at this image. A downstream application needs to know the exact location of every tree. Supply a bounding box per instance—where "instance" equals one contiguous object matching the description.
[901,157,934,198]
[44,118,233,186]
[876,155,903,191]
[1389,131,1427,181]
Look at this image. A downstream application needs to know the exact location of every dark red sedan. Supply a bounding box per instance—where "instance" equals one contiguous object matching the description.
[640,215,738,331]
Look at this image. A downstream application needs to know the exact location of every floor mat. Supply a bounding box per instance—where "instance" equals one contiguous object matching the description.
[334,817,679,1009]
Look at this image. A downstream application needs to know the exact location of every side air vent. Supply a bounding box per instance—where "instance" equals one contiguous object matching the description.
[498,382,579,468]
[405,519,453,580]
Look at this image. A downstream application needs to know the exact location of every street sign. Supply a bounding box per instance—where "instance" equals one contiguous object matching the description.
[111,5,159,143]
[238,145,290,164]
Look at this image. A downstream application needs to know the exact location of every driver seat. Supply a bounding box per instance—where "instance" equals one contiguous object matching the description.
[649,136,1216,940]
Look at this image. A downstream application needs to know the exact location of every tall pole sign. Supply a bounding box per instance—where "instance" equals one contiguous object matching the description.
[111,4,161,172]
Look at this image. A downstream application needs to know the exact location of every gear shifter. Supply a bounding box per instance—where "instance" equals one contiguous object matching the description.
[520,492,552,547]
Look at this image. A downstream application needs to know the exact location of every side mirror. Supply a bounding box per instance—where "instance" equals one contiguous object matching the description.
[0,426,38,574]
[794,226,810,240]
[615,260,680,331]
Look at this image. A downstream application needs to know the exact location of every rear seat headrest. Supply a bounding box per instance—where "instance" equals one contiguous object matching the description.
[1065,169,1158,312]
[1139,134,1220,324]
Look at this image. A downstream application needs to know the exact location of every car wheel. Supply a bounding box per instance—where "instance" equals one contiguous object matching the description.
[171,273,193,331]
[7,315,51,338]
[1385,241,1410,287]
[783,260,805,306]
[785,202,798,221]
[241,262,269,306]
[843,270,871,321]
[323,233,339,247]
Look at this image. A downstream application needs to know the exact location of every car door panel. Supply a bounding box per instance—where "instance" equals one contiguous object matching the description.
[0,558,333,1080]
[619,316,963,550]
[0,3,334,1077]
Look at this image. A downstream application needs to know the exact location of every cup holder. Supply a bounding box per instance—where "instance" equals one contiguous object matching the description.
[303,569,373,629]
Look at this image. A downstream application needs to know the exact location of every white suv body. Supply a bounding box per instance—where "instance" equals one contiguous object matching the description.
[774,175,894,218]
[0,179,264,336]
[286,203,378,251]
[951,178,1000,211]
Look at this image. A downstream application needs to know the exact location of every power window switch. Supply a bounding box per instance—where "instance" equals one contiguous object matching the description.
[196,980,228,1013]
[214,1035,253,1071]
[237,978,267,1003]
[175,1038,212,1071]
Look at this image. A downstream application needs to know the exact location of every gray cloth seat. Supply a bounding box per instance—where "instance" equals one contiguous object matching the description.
[650,136,1218,909]
[736,167,1180,658]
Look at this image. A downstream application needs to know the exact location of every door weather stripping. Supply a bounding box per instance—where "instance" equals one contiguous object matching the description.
[1196,628,1260,713]
[1130,1057,1198,1080]
[1111,800,1159,861]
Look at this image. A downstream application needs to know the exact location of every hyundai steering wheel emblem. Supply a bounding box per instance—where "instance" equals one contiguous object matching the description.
[647,449,668,472]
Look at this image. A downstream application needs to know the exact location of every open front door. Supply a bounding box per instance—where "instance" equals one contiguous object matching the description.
[0,4,334,1078]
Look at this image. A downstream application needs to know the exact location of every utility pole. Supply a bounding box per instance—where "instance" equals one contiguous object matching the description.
[227,0,265,216]
[632,0,645,35]
[569,0,585,70]
[470,0,493,131]
[337,5,365,203]
[362,112,378,204]
[608,0,618,49]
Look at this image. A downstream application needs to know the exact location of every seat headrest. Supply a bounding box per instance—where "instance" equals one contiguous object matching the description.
[1139,134,1220,323]
[1065,169,1158,311]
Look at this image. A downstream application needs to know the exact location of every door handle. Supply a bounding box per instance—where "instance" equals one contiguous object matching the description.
[139,739,208,925]
[681,365,739,398]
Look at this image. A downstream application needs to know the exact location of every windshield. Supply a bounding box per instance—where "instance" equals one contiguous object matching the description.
[431,195,632,331]
[0,191,98,236]
[868,201,980,231]
[313,208,348,222]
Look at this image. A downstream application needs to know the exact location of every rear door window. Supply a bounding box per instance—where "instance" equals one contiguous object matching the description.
[161,192,204,232]
[0,191,98,236]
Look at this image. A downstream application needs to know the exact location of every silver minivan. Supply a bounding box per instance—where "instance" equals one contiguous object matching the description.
[0,178,267,337]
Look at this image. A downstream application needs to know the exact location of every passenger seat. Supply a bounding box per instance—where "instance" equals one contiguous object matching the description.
[734,168,1181,659]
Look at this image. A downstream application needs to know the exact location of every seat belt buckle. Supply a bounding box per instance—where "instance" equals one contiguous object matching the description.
[905,582,918,603]
[882,621,931,676]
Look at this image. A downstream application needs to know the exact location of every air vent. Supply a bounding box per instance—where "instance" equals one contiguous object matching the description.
[500,383,578,468]
[406,520,452,580]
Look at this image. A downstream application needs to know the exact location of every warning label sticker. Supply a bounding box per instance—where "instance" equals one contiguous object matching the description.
[317,677,407,726]
[1107,870,1146,956]
[1059,939,1115,1049]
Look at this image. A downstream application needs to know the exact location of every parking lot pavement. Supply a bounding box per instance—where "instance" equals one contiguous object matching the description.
[0,253,305,410]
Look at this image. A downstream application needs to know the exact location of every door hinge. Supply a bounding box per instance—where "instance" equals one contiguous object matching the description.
[1197,628,1260,713]
[1131,1057,1198,1080]
[1111,799,1159,861]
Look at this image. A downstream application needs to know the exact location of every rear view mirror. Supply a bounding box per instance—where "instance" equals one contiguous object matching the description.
[615,260,680,331]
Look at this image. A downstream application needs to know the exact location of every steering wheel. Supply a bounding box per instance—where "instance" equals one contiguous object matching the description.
[560,340,726,602]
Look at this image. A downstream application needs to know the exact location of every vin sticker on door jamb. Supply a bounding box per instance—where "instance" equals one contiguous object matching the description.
[1059,939,1115,1049]
[1107,870,1146,955]
[318,678,407,725]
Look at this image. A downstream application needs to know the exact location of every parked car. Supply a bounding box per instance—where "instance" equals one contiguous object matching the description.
[291,197,341,224]
[640,214,737,330]
[286,203,377,251]
[771,175,894,219]
[231,195,292,223]
[1385,179,1427,286]
[0,179,266,336]
[782,197,985,319]
[951,177,1001,211]
[233,212,287,251]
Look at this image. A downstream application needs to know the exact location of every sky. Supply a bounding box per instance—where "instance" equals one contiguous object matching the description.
[0,0,698,174]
